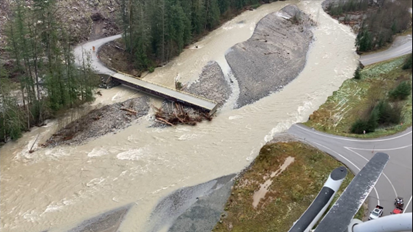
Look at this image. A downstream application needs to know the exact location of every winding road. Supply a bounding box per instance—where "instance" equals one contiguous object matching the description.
[360,34,412,66]
[73,34,121,76]
[288,124,413,218]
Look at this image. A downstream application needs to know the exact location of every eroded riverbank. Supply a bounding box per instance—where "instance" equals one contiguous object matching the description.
[0,1,358,232]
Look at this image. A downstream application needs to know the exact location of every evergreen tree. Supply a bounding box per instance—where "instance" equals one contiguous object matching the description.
[205,0,221,30]
[2,0,99,142]
[118,0,274,73]
[0,78,26,141]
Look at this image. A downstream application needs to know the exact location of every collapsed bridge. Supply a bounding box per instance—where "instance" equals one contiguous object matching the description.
[106,72,219,116]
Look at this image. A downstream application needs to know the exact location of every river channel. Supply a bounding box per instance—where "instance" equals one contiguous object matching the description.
[0,1,359,231]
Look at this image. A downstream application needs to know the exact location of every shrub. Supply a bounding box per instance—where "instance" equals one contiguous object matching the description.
[352,100,404,134]
[351,119,369,134]
[402,54,412,70]
[389,81,412,101]
[354,67,362,79]
[344,14,350,24]
[148,66,155,73]
[251,3,261,9]
[0,65,8,78]
[175,81,183,90]
[375,100,402,125]
[367,106,380,132]
[328,0,369,16]
[356,28,373,52]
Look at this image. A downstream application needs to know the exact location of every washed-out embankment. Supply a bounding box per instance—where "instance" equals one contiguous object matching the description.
[49,4,314,232]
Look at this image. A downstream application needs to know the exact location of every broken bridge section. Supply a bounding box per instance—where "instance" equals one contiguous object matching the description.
[110,73,219,116]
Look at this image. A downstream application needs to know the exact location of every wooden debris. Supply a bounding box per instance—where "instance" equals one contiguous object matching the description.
[29,134,40,153]
[156,118,175,126]
[153,102,213,127]
[114,45,125,51]
[120,108,137,116]
[202,113,213,121]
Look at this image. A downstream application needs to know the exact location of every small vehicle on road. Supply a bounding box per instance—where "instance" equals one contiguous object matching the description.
[369,205,384,220]
[390,208,403,215]
[395,197,404,209]
[391,197,404,215]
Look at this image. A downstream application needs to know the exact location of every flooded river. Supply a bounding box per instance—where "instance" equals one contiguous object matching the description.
[0,1,359,231]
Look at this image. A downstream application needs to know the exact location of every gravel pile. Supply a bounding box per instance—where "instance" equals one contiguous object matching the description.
[45,96,149,147]
[65,205,132,232]
[185,61,232,106]
[147,174,236,232]
[226,5,315,108]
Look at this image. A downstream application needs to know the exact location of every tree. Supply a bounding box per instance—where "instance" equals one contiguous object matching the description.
[351,119,369,134]
[389,81,412,101]
[0,78,26,141]
[356,28,372,52]
[118,0,270,73]
[355,0,411,52]
[2,0,99,143]
[354,66,361,79]
[205,0,221,30]
[402,54,412,70]
[375,100,402,125]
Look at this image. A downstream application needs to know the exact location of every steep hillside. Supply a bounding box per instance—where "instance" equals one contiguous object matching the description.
[0,0,121,58]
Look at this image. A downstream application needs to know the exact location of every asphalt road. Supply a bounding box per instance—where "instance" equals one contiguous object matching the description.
[73,34,121,76]
[360,35,412,66]
[288,124,412,219]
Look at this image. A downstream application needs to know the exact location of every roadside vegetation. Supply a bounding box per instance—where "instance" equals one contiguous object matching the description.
[305,55,412,138]
[326,0,370,15]
[118,0,284,76]
[325,0,411,52]
[213,141,363,232]
[0,0,99,144]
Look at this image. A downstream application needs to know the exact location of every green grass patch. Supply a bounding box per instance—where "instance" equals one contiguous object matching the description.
[212,142,363,232]
[304,55,412,138]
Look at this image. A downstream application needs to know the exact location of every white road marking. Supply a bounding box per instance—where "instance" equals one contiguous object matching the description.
[404,196,412,213]
[310,141,381,205]
[345,145,412,152]
[296,125,412,142]
[345,147,398,198]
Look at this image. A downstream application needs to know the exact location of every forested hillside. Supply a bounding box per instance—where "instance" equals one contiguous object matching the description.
[120,0,282,71]
[0,0,98,143]
[324,0,411,52]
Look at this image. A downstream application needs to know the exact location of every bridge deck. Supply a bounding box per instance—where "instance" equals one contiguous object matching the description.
[112,73,219,115]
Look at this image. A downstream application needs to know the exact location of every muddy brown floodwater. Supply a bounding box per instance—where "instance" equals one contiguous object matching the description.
[0,1,359,232]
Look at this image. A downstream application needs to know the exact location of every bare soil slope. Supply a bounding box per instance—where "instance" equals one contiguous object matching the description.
[1,0,120,55]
